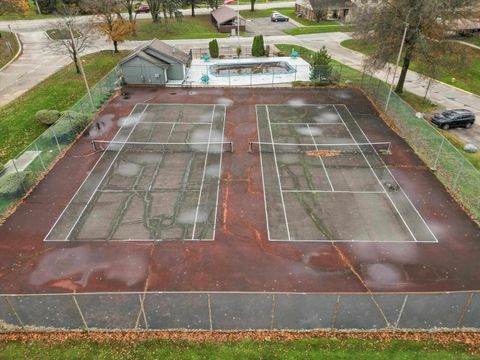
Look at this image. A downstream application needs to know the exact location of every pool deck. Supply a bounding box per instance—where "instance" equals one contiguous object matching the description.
[185,57,310,86]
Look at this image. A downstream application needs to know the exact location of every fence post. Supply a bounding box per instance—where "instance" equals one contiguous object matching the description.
[431,137,445,171]
[3,297,25,330]
[34,143,47,171]
[330,295,341,329]
[294,65,297,82]
[271,69,275,87]
[207,293,213,331]
[270,294,276,330]
[11,159,27,193]
[72,294,89,332]
[250,71,253,87]
[452,159,465,190]
[50,127,62,153]
[228,69,231,88]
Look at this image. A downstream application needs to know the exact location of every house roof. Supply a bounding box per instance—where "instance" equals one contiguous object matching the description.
[307,0,356,10]
[119,39,189,67]
[211,6,245,25]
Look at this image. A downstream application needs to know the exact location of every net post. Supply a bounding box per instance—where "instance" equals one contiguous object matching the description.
[248,141,252,153]
[91,140,97,152]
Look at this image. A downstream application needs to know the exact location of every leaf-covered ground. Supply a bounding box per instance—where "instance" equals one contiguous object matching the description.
[0,331,479,359]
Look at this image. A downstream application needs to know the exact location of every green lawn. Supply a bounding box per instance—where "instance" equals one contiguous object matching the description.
[128,16,229,40]
[0,32,20,69]
[461,36,480,47]
[341,38,480,96]
[46,28,82,40]
[284,25,353,35]
[0,337,478,359]
[0,51,129,165]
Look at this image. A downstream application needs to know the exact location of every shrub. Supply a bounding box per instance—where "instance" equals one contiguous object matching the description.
[209,39,219,58]
[49,111,90,144]
[252,35,265,57]
[236,45,242,59]
[0,171,34,200]
[309,46,333,82]
[35,110,61,125]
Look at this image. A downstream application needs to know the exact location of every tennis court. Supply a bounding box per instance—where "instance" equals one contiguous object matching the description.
[45,103,230,241]
[254,104,438,243]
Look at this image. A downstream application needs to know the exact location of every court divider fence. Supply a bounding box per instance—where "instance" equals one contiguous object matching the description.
[1,291,479,331]
[0,68,122,221]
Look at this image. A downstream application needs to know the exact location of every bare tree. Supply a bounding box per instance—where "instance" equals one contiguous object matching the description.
[49,6,94,74]
[353,0,480,93]
[146,0,162,22]
[119,0,136,21]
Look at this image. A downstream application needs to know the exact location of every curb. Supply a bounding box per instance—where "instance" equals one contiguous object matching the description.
[0,31,22,72]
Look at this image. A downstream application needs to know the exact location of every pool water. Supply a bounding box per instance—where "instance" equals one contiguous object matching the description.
[209,61,295,77]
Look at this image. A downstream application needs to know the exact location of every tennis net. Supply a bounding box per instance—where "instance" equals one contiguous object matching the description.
[249,141,391,156]
[92,140,234,153]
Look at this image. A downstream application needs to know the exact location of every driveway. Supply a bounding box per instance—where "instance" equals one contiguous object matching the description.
[245,17,297,36]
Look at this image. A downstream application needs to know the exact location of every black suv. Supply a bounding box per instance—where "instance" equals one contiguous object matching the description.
[431,109,475,130]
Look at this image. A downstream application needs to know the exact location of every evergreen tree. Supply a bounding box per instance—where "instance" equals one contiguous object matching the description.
[309,46,332,81]
[209,39,219,58]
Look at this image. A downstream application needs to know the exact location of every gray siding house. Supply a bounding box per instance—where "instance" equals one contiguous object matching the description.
[119,39,192,86]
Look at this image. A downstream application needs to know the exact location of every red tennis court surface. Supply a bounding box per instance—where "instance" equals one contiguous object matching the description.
[0,87,479,295]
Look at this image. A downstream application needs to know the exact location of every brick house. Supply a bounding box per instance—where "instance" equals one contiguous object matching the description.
[295,0,357,22]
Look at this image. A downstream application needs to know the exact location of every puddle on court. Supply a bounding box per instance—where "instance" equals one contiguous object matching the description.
[287,98,306,107]
[295,126,323,136]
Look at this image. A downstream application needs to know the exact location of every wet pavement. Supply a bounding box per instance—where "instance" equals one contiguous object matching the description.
[0,87,479,297]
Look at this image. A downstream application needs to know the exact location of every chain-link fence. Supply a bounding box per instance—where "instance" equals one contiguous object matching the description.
[0,291,478,331]
[0,68,122,220]
[356,73,480,223]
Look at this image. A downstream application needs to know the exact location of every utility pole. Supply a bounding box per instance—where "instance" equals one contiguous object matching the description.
[34,0,42,15]
[385,20,409,112]
[68,23,95,111]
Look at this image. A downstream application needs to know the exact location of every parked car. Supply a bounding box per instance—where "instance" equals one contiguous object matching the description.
[431,109,476,130]
[135,5,150,14]
[271,13,289,22]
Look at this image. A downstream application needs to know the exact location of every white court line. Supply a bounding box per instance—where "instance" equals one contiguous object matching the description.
[255,105,272,242]
[137,121,212,125]
[63,106,149,241]
[306,123,334,192]
[97,189,199,193]
[282,190,385,194]
[266,105,291,241]
[46,238,215,243]
[191,105,215,240]
[211,105,227,242]
[43,103,142,242]
[270,122,343,126]
[333,105,418,243]
[268,238,421,243]
[341,105,439,243]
